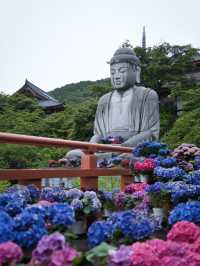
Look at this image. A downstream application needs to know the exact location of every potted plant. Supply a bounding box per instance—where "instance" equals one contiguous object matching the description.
[113,192,135,211]
[134,158,156,183]
[146,182,171,219]
[68,190,102,234]
[98,191,115,217]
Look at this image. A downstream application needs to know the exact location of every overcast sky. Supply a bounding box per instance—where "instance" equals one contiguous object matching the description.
[0,0,200,94]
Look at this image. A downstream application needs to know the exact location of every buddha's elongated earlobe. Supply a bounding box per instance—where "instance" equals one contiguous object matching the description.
[136,66,141,84]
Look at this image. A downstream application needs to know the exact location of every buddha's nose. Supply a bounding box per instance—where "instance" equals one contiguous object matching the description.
[115,75,121,80]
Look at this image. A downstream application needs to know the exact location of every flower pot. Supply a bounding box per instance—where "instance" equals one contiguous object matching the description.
[139,174,149,183]
[69,220,87,235]
[104,208,112,217]
[153,207,164,219]
[134,176,140,182]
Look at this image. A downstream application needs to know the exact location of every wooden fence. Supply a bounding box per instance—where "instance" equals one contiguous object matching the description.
[0,132,133,190]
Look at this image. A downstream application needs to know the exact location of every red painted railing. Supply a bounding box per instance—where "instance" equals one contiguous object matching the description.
[0,132,133,190]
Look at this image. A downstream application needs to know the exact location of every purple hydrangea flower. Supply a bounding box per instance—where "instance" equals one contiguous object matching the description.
[65,188,83,201]
[91,198,102,210]
[30,233,66,265]
[84,191,97,200]
[109,245,133,266]
[114,192,126,208]
[71,199,83,210]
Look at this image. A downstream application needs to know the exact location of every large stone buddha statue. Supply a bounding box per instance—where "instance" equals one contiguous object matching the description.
[90,46,159,146]
[63,44,160,160]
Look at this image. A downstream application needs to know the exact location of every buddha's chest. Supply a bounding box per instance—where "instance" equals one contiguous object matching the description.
[108,91,132,131]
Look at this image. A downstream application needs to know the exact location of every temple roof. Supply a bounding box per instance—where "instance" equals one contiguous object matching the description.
[16,80,63,110]
[194,54,200,62]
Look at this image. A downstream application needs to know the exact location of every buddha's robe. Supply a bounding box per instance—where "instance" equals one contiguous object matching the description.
[91,86,160,147]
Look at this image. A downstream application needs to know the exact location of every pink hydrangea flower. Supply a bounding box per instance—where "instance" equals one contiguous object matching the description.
[134,159,155,172]
[161,256,188,266]
[131,242,160,266]
[184,251,200,266]
[49,246,79,266]
[167,221,200,244]
[125,183,149,194]
[0,241,23,265]
[192,237,200,253]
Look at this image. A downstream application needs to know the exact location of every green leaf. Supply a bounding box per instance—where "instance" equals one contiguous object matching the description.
[86,242,116,263]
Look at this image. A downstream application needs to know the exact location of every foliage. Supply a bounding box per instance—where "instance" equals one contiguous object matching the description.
[162,108,200,147]
[0,181,10,193]
[49,79,110,104]
[86,242,116,265]
[134,43,199,93]
[0,93,97,168]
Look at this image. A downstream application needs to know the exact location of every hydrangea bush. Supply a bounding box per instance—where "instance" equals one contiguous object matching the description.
[1,141,200,264]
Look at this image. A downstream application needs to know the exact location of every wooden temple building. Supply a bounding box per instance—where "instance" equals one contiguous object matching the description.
[15,80,64,113]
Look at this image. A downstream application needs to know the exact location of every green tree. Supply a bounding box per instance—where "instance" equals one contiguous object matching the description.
[135,43,199,94]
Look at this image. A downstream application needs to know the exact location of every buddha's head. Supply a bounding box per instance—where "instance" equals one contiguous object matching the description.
[109,46,141,90]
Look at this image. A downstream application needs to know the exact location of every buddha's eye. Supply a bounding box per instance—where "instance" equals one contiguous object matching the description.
[119,68,127,73]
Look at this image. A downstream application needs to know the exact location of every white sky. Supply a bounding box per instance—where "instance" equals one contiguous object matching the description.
[0,0,200,94]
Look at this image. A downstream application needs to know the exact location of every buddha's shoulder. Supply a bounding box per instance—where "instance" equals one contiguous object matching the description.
[97,92,112,105]
[135,86,158,99]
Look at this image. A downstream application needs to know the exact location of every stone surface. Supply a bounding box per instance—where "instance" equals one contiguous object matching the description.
[65,44,160,160]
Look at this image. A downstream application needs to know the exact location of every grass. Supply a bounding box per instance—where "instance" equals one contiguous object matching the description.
[0,181,11,193]
[70,176,120,191]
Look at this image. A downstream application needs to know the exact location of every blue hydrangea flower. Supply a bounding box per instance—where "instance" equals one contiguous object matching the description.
[168,201,200,225]
[145,182,168,193]
[129,217,155,240]
[0,210,14,243]
[25,205,49,220]
[159,148,171,156]
[154,166,186,181]
[87,210,156,246]
[155,157,177,168]
[111,210,155,241]
[101,191,113,201]
[13,209,47,248]
[185,170,200,185]
[87,220,113,247]
[6,185,32,203]
[194,156,200,170]
[40,187,66,202]
[48,203,75,226]
[133,141,169,157]
[0,193,26,216]
[166,182,200,203]
[27,184,40,203]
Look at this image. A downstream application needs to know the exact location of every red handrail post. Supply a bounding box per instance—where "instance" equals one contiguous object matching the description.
[80,153,98,190]
[120,174,133,191]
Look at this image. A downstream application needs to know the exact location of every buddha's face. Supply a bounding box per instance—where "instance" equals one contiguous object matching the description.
[110,62,136,90]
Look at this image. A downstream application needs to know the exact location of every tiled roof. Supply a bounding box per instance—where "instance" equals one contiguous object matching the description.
[17,80,63,109]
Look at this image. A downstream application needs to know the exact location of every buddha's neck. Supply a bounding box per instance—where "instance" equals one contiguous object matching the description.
[114,86,135,96]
